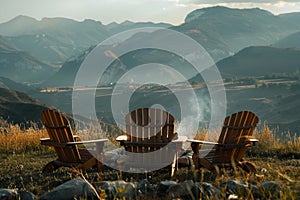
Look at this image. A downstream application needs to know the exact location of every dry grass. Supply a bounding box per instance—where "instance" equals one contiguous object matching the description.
[0,120,48,153]
[251,122,300,157]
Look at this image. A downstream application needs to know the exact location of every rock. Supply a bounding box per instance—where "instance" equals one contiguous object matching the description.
[19,191,37,200]
[221,180,260,199]
[115,181,136,200]
[40,178,100,200]
[156,180,177,197]
[193,182,222,199]
[0,189,18,200]
[98,181,116,200]
[137,179,155,197]
[0,189,36,200]
[104,149,126,168]
[261,181,282,199]
[167,180,195,199]
[98,180,136,200]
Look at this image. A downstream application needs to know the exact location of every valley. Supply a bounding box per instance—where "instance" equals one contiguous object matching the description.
[0,6,300,136]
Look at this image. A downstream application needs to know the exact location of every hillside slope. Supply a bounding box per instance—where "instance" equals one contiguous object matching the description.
[0,38,56,83]
[0,77,34,93]
[0,88,49,124]
[216,46,300,78]
[274,31,300,49]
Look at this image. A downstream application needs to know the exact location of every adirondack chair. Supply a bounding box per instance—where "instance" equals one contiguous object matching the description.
[116,108,187,176]
[187,111,259,173]
[40,109,108,173]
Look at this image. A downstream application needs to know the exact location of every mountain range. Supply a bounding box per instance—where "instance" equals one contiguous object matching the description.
[174,6,300,61]
[0,16,171,65]
[1,6,300,133]
[0,6,300,85]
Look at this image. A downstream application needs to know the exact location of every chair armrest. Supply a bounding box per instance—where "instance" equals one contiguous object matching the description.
[172,136,187,143]
[66,139,108,146]
[40,138,50,142]
[246,138,259,146]
[41,138,108,148]
[187,138,258,149]
[116,135,128,146]
[40,138,67,148]
[40,138,52,145]
[249,138,259,143]
[116,135,128,142]
[116,134,186,148]
[116,135,186,142]
[187,139,219,145]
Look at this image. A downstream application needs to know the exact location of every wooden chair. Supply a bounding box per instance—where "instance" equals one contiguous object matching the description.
[187,111,259,173]
[40,109,108,173]
[116,108,187,176]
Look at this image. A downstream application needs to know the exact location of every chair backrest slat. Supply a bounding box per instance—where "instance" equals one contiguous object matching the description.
[124,108,176,153]
[42,110,81,163]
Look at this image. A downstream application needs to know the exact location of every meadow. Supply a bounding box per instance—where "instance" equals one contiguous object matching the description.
[0,119,299,199]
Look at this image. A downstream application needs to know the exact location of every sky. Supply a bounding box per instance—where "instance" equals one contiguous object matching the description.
[1,0,300,25]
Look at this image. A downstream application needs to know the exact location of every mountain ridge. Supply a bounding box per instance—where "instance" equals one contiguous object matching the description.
[0,87,49,124]
[0,38,56,83]
[216,46,300,78]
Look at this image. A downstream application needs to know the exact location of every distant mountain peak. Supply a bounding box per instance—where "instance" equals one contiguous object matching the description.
[8,15,38,23]
[82,18,103,25]
[185,6,274,23]
[120,20,135,26]
[0,15,39,36]
[41,17,80,24]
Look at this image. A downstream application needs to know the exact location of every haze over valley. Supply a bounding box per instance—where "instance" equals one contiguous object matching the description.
[1,6,300,134]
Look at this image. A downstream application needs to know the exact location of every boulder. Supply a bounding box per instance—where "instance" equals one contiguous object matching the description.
[193,182,222,199]
[167,180,195,199]
[40,178,100,200]
[97,181,117,200]
[156,180,177,197]
[0,189,36,200]
[0,189,18,200]
[19,191,36,200]
[261,181,282,199]
[137,179,155,197]
[98,180,136,200]
[221,180,260,199]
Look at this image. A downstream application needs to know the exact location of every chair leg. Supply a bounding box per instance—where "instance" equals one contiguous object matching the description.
[82,157,97,170]
[97,160,103,172]
[42,161,60,173]
[199,158,215,171]
[96,142,105,172]
[192,153,200,170]
[170,154,177,177]
[240,161,257,173]
[191,142,201,170]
